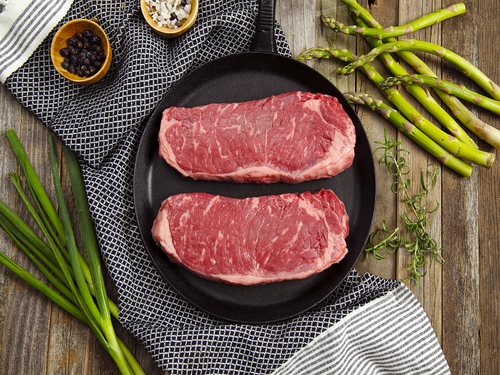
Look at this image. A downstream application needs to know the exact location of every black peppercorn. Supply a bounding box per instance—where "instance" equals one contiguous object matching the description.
[59,28,106,78]
[61,59,70,70]
[60,48,70,57]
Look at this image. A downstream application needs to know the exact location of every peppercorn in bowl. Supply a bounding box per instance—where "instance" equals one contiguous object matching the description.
[141,0,198,38]
[51,19,112,85]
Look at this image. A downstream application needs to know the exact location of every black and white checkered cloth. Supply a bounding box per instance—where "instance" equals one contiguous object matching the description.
[2,0,450,373]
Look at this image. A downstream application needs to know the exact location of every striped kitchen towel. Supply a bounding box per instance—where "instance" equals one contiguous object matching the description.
[272,283,449,375]
[0,0,73,83]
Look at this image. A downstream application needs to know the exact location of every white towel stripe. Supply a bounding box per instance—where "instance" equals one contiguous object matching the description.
[0,0,73,82]
[312,290,419,370]
[0,1,60,57]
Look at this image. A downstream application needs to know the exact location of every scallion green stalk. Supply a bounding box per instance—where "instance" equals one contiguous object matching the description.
[0,129,145,374]
[4,130,120,320]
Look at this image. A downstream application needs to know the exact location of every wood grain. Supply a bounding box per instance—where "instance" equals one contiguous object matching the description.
[475,1,500,373]
[395,0,445,343]
[1,0,500,373]
[353,0,400,281]
[440,1,499,374]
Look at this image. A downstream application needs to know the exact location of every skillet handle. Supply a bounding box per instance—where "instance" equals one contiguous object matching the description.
[250,0,277,53]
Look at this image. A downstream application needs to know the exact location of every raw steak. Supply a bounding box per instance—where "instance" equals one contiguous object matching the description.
[151,189,349,285]
[158,91,356,184]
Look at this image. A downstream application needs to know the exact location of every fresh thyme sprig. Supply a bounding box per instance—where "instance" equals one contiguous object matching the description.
[365,130,444,284]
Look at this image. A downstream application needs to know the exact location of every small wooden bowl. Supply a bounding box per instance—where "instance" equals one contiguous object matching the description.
[141,0,199,38]
[51,19,112,85]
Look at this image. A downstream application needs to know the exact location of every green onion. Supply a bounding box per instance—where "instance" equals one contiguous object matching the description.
[0,129,145,375]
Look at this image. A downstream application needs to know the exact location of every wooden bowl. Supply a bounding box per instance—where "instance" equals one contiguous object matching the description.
[141,0,198,38]
[51,19,112,85]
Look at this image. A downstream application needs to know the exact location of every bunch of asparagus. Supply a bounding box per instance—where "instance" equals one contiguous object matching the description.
[297,0,500,177]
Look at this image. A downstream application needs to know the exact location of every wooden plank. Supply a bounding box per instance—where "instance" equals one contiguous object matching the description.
[442,0,500,373]
[475,2,500,372]
[0,84,52,374]
[46,307,91,374]
[395,0,444,344]
[479,159,500,374]
[313,0,356,92]
[441,173,481,375]
[476,0,500,372]
[441,0,483,373]
[353,0,400,281]
[0,74,19,374]
[276,0,316,58]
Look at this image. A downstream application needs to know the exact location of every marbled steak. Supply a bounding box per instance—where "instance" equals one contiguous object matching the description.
[151,189,349,285]
[158,91,356,184]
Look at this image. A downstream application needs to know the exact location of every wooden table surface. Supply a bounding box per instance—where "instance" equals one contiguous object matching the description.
[1,0,499,374]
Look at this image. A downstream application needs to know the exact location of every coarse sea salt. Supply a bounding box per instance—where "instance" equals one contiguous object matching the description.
[145,0,192,29]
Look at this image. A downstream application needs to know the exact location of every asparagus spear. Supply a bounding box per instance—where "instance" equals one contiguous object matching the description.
[322,2,466,40]
[297,46,355,63]
[334,39,500,101]
[345,92,473,177]
[331,12,477,148]
[401,53,500,149]
[297,47,495,169]
[341,0,500,149]
[381,74,500,116]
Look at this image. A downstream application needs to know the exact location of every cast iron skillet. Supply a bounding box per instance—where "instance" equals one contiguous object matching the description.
[133,0,375,324]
